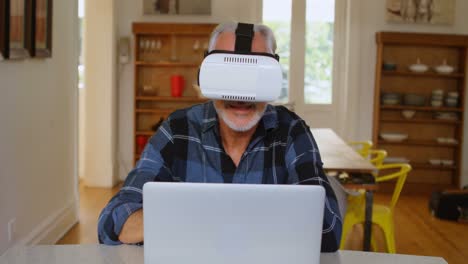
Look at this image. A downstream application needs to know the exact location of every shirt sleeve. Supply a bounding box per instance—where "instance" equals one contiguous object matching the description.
[285,119,342,252]
[97,121,175,245]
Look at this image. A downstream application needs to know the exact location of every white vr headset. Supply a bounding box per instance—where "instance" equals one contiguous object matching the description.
[198,23,283,102]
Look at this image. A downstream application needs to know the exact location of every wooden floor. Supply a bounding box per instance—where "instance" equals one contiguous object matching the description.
[58,184,468,264]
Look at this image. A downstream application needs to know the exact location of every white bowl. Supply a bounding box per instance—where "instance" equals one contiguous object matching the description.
[434,64,454,74]
[446,138,458,144]
[401,110,416,119]
[409,63,428,73]
[441,160,454,166]
[436,137,448,144]
[429,159,441,166]
[380,133,408,142]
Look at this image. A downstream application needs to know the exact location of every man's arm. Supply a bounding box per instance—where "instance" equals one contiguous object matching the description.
[118,209,143,244]
[97,122,175,245]
[285,119,342,252]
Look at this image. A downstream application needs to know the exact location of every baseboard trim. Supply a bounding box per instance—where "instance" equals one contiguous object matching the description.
[15,199,79,247]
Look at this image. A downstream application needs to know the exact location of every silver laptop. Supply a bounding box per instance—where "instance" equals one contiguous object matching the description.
[143,182,325,264]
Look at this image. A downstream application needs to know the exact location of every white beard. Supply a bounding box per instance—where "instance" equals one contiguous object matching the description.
[214,103,267,132]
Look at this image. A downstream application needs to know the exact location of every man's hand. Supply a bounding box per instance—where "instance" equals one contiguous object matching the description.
[118,209,143,244]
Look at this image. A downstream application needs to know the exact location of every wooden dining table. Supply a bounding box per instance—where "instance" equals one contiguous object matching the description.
[311,128,377,252]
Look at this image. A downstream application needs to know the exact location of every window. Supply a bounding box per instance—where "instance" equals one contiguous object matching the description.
[263,0,335,105]
[262,0,292,103]
[78,0,84,89]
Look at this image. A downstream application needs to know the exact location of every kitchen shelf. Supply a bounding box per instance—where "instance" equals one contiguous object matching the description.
[378,140,458,148]
[135,61,199,67]
[382,70,464,79]
[136,96,207,102]
[380,118,461,125]
[373,32,468,192]
[133,23,216,165]
[135,108,175,114]
[410,162,457,171]
[380,105,463,112]
[136,131,155,136]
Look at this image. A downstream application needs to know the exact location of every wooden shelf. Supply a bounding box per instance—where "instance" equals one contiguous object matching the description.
[380,118,461,125]
[136,131,155,136]
[380,105,463,112]
[382,70,465,79]
[411,162,457,171]
[136,108,175,114]
[133,23,217,166]
[135,61,199,67]
[136,96,207,102]
[378,140,459,148]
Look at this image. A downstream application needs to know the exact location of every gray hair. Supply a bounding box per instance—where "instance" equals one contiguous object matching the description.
[207,22,277,54]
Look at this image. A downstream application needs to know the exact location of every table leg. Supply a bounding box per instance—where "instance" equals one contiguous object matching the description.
[363,190,373,251]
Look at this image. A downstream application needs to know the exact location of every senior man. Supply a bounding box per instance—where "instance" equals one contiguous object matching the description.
[98,22,342,252]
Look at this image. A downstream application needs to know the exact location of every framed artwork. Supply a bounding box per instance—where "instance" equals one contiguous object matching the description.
[386,0,455,25]
[143,0,211,15]
[7,0,31,59]
[31,0,52,57]
[0,0,7,60]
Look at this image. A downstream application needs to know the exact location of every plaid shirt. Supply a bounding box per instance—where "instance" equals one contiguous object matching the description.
[98,101,342,252]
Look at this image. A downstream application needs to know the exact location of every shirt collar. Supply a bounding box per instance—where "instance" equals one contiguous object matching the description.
[202,101,279,134]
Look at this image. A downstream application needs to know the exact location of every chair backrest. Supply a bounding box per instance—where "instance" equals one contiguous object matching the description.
[369,149,387,168]
[348,141,373,158]
[375,163,412,210]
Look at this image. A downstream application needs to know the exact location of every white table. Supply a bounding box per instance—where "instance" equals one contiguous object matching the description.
[311,128,376,173]
[0,245,447,264]
[311,128,377,251]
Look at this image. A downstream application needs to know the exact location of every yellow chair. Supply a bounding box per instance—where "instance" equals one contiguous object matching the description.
[369,149,387,168]
[340,163,412,253]
[344,149,387,213]
[348,141,373,158]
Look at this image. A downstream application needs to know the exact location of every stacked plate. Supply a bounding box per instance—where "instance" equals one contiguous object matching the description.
[445,91,459,107]
[431,89,443,107]
[381,92,401,105]
[434,112,458,121]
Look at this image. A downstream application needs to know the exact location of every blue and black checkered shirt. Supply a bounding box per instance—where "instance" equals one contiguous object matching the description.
[98,101,342,252]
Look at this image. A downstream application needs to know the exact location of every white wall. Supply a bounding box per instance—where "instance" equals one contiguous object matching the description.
[83,0,119,187]
[348,0,468,187]
[0,0,79,255]
[115,0,262,181]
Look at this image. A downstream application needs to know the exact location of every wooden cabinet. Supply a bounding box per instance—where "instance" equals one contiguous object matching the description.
[373,32,468,194]
[132,23,216,164]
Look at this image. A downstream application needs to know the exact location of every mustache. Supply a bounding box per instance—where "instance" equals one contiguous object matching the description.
[223,101,256,109]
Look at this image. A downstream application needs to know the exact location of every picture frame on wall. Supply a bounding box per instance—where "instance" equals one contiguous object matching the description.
[143,0,211,15]
[6,0,31,59]
[386,0,456,25]
[0,0,8,60]
[31,0,52,58]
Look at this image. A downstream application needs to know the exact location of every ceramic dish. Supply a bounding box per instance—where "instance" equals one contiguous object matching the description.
[383,62,397,71]
[384,157,410,163]
[441,160,454,166]
[429,159,441,166]
[380,133,408,142]
[434,60,454,74]
[409,59,428,73]
[401,110,416,119]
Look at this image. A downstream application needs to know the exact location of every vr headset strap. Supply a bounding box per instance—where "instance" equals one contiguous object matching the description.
[235,23,254,53]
